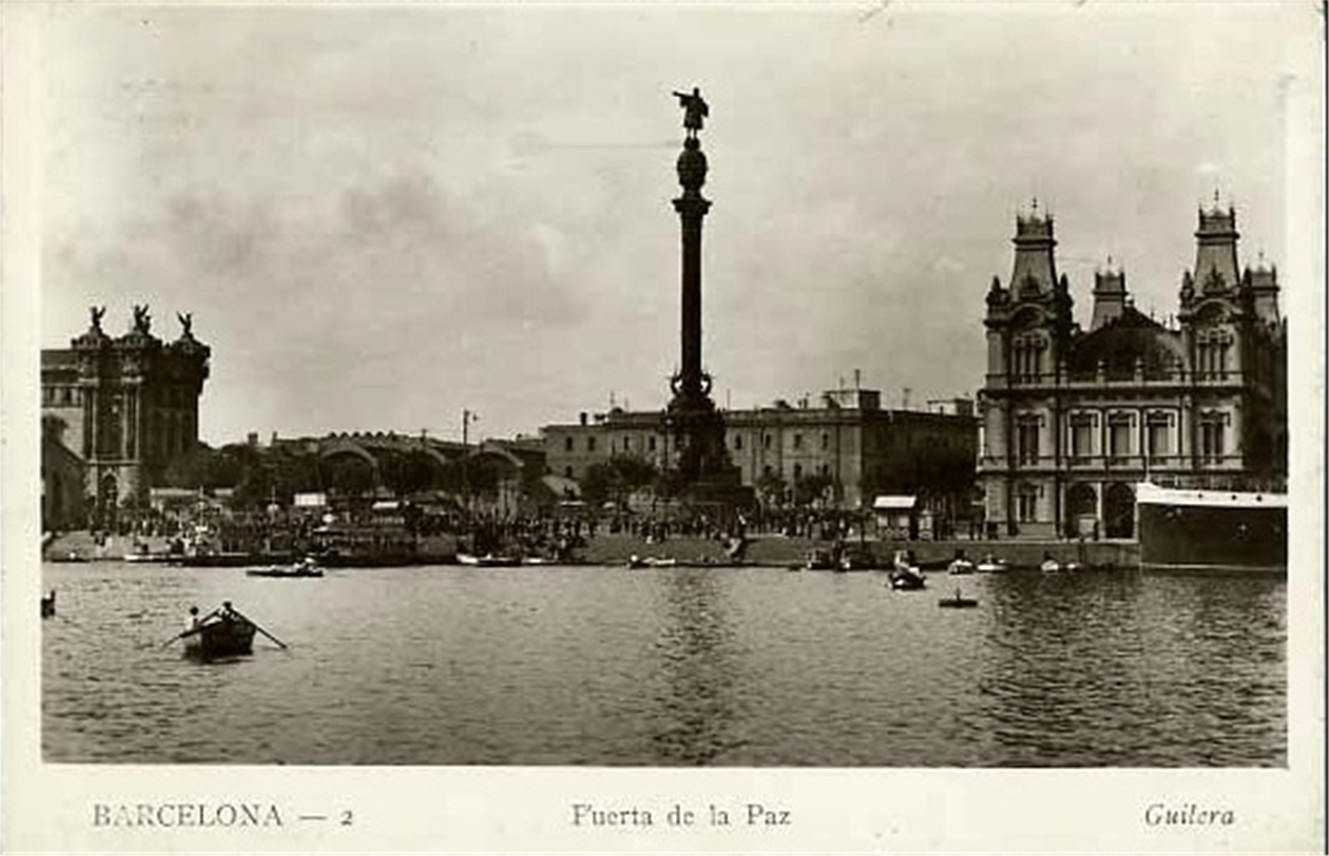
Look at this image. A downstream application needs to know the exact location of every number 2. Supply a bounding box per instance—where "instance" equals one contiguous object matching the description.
[340,810,353,826]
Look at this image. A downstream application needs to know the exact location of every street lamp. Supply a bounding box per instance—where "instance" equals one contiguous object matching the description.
[462,410,479,511]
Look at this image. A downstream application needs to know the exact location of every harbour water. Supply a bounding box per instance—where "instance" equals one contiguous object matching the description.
[42,561,1285,766]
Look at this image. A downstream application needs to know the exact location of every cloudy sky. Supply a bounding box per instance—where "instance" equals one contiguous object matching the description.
[34,1,1317,446]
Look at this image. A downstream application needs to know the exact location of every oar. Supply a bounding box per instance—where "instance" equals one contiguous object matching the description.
[157,608,220,648]
[226,606,288,650]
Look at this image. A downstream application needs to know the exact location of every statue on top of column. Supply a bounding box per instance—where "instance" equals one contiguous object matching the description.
[672,86,708,139]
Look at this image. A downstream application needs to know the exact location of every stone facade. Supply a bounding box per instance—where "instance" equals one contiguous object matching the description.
[977,201,1286,539]
[543,388,977,520]
[40,307,210,525]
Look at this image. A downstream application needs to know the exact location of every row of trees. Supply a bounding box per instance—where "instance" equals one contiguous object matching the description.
[159,443,509,509]
[579,456,841,509]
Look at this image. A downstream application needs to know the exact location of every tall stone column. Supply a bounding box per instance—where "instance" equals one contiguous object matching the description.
[663,89,743,501]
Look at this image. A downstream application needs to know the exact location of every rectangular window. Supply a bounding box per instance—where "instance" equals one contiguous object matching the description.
[587,436,596,453]
[1147,418,1170,457]
[821,433,830,451]
[763,434,772,450]
[1017,490,1038,522]
[1016,422,1039,465]
[1070,417,1093,460]
[564,436,574,452]
[1201,420,1225,461]
[1108,418,1131,459]
[648,436,656,452]
[734,433,743,451]
[793,433,802,450]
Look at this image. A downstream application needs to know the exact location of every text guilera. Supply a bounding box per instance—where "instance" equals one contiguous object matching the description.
[93,802,284,828]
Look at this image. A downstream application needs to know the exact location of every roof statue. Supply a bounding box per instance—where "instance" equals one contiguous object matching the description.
[89,305,106,332]
[132,304,151,334]
[177,311,193,337]
[672,86,708,139]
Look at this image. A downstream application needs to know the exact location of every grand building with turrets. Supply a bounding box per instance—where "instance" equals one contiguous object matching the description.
[41,306,210,529]
[977,199,1286,539]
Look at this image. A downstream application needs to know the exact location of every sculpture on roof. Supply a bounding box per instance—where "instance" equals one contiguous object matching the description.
[132,304,151,334]
[177,311,193,337]
[89,305,106,332]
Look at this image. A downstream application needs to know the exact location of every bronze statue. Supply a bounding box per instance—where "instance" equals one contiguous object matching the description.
[177,311,193,337]
[89,305,106,331]
[672,86,708,139]
[132,304,151,334]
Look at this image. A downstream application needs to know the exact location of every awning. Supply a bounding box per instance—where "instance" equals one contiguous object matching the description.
[873,495,918,510]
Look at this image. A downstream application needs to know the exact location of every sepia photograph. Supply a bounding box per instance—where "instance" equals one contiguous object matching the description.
[4,0,1323,851]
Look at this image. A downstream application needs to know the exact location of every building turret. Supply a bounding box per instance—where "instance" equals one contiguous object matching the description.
[1246,254,1281,326]
[1193,194,1241,294]
[1010,201,1058,298]
[1090,257,1127,331]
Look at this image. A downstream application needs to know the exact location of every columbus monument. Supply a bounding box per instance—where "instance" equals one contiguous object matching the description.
[665,87,748,505]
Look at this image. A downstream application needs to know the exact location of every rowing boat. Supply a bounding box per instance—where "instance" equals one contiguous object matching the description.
[182,615,257,660]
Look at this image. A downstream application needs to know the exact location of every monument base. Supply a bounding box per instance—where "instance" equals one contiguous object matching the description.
[678,470,756,510]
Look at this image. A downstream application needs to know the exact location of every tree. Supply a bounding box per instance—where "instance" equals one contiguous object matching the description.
[793,473,835,507]
[580,462,615,507]
[610,456,658,499]
[755,470,786,506]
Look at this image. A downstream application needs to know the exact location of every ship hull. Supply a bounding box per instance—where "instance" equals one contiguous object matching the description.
[1137,485,1286,574]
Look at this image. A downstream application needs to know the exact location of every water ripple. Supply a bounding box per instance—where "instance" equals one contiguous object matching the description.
[42,562,1284,766]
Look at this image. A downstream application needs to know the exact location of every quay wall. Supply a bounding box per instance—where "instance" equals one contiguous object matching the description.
[45,529,1139,570]
[579,533,1139,569]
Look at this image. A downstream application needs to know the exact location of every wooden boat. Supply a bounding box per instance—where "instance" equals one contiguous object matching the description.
[889,568,927,590]
[644,556,678,568]
[888,551,926,589]
[40,590,56,618]
[1040,557,1081,573]
[123,551,173,564]
[457,553,521,567]
[938,590,979,608]
[182,615,257,660]
[839,545,876,571]
[245,558,324,578]
[975,555,1007,574]
[948,557,977,575]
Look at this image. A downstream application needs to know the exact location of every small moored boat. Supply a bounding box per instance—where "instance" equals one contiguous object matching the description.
[457,553,521,567]
[948,555,976,575]
[245,558,324,578]
[839,544,876,571]
[976,554,1007,574]
[41,590,56,618]
[1040,554,1081,573]
[804,549,836,571]
[889,551,927,590]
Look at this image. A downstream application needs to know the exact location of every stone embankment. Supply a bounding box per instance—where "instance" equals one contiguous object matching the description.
[579,533,1139,569]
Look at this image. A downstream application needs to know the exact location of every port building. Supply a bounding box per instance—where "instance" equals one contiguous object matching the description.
[977,200,1287,539]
